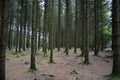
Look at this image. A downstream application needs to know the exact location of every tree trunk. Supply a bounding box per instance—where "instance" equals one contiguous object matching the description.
[15,0,20,54]
[49,0,54,63]
[112,0,120,75]
[74,0,79,53]
[43,0,49,56]
[65,0,72,56]
[38,3,42,49]
[30,0,37,70]
[84,0,90,64]
[23,0,27,51]
[80,0,85,57]
[8,25,12,50]
[26,4,31,49]
[94,0,99,56]
[19,0,24,52]
[0,0,8,79]
[57,0,62,51]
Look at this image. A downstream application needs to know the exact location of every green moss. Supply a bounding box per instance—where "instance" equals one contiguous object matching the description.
[27,68,38,73]
[48,61,56,64]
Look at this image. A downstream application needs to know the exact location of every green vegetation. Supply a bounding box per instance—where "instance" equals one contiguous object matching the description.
[48,61,56,64]
[70,70,79,75]
[27,68,38,73]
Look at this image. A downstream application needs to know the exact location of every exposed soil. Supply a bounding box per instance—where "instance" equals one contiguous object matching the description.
[6,48,113,80]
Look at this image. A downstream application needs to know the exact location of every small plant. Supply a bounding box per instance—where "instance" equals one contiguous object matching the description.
[70,70,79,75]
[15,54,20,58]
[48,61,56,64]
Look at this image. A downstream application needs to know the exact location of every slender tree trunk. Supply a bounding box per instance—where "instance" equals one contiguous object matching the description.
[43,0,49,56]
[30,0,37,70]
[65,0,72,56]
[19,0,24,52]
[15,0,20,54]
[57,0,62,51]
[94,0,99,56]
[8,25,12,50]
[84,0,90,64]
[38,6,42,49]
[26,5,31,49]
[49,0,54,63]
[100,0,104,51]
[80,0,85,57]
[23,0,27,51]
[38,0,43,49]
[74,0,79,53]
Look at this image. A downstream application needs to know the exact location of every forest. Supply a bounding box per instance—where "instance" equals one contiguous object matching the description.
[0,0,120,80]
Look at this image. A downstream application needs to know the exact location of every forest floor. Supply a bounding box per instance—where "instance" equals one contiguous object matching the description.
[5,48,113,80]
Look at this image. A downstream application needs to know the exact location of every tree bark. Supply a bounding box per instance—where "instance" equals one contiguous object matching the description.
[30,0,37,70]
[0,0,8,79]
[15,0,20,54]
[19,0,24,52]
[49,0,54,63]
[112,0,120,75]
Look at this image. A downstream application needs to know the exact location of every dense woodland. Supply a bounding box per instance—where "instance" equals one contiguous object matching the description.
[0,0,120,80]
